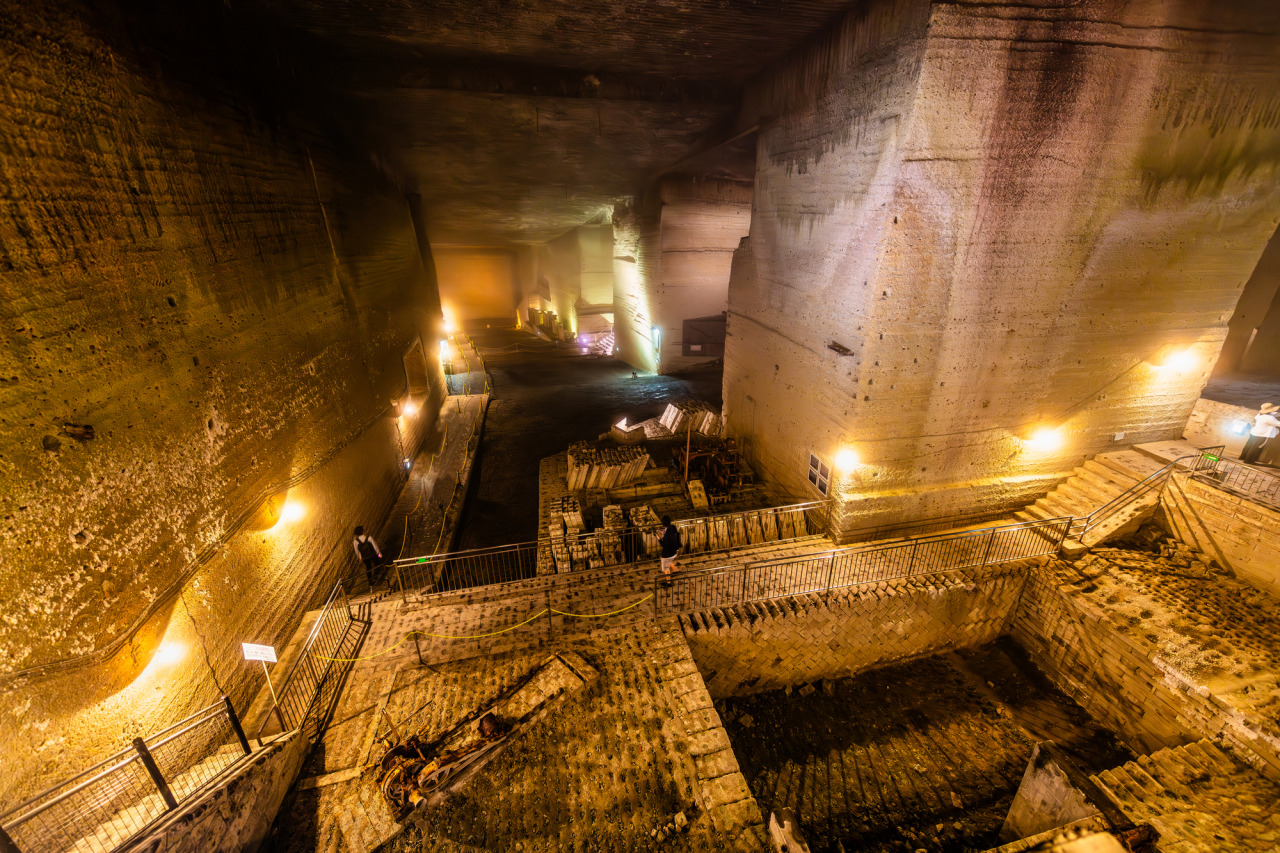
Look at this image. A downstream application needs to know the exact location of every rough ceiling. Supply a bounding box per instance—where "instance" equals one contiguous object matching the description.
[250,0,859,245]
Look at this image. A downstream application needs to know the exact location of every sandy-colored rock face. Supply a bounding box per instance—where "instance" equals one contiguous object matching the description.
[614,178,751,374]
[724,0,1280,535]
[0,0,443,797]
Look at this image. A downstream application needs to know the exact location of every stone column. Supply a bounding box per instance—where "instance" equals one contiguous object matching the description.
[724,0,1280,538]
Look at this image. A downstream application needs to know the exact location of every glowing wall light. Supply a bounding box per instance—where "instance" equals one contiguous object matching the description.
[401,400,419,417]
[439,339,450,361]
[153,641,186,667]
[278,500,306,524]
[1024,426,1064,453]
[1160,348,1198,373]
[834,446,860,471]
[1227,420,1250,436]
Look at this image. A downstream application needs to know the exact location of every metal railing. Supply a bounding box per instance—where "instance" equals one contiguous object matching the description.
[1191,451,1280,511]
[655,516,1070,616]
[1067,447,1224,540]
[255,581,355,743]
[392,500,831,594]
[0,697,252,853]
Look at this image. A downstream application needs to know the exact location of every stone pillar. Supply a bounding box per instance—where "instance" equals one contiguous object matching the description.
[613,177,751,374]
[724,0,1280,538]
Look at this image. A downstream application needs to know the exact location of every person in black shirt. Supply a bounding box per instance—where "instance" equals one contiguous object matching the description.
[659,515,681,582]
[352,526,383,590]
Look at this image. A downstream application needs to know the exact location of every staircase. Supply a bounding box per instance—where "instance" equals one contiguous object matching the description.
[1013,448,1171,555]
[597,329,616,355]
[1089,739,1280,851]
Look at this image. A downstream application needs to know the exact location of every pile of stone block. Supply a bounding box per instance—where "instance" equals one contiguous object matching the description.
[566,442,650,490]
[657,402,722,436]
[548,495,584,532]
[630,504,664,556]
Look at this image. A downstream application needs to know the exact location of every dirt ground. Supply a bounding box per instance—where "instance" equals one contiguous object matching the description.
[456,323,723,549]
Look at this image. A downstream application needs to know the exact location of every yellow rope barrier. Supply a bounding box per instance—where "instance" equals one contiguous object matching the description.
[310,594,654,662]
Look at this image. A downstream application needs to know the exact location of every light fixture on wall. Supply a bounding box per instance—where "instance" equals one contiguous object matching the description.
[1024,426,1064,453]
[834,446,860,471]
[651,326,661,354]
[401,400,419,417]
[152,641,186,667]
[1227,420,1250,436]
[1160,348,1198,373]
[278,500,306,524]
[439,339,450,362]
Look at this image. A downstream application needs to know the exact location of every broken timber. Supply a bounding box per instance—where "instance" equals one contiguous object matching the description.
[373,652,599,820]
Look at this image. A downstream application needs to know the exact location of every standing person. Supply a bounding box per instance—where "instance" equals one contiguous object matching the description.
[352,526,383,590]
[1242,403,1280,465]
[658,515,681,585]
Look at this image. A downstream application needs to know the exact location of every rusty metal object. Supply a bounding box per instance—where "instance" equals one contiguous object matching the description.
[373,652,598,820]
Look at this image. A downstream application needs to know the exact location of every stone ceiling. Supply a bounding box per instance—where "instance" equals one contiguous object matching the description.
[249,0,859,245]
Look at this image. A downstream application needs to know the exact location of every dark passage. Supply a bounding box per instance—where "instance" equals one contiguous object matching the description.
[455,322,722,549]
[716,639,1132,852]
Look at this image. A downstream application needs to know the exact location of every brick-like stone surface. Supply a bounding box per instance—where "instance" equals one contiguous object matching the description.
[1090,739,1280,852]
[683,561,1031,696]
[1012,551,1280,782]
[1160,472,1280,599]
[268,621,765,852]
[719,654,1041,852]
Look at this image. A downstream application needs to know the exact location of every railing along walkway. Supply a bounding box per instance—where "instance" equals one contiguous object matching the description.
[392,500,830,595]
[1067,446,1224,541]
[655,517,1070,616]
[1190,453,1280,512]
[0,699,253,853]
[0,580,358,853]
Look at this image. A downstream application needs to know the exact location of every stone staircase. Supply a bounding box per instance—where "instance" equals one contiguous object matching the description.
[1014,444,1192,555]
[1089,739,1280,852]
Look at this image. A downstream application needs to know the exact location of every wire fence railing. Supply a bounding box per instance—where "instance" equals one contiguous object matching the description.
[391,500,832,595]
[654,516,1070,616]
[1190,450,1280,511]
[254,581,355,744]
[0,697,252,853]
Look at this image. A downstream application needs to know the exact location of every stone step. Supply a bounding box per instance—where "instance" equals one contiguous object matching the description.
[1094,449,1167,483]
[1133,440,1209,466]
[1081,459,1142,491]
[1074,467,1131,501]
[1057,475,1116,507]
[1038,493,1086,519]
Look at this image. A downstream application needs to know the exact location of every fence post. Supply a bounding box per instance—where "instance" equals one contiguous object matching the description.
[980,528,997,567]
[223,696,252,755]
[824,555,836,595]
[132,737,178,811]
[908,540,919,576]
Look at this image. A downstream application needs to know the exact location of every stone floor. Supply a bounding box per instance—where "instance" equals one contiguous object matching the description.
[1201,373,1280,412]
[265,620,767,852]
[716,640,1132,853]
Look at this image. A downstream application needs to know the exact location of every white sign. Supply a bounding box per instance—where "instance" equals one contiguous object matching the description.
[241,642,277,663]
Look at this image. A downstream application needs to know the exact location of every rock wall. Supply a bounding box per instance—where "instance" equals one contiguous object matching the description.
[1159,473,1280,599]
[519,225,614,338]
[434,248,519,322]
[1011,557,1280,781]
[723,0,1280,535]
[0,0,444,801]
[1219,226,1280,375]
[681,561,1029,697]
[614,178,751,374]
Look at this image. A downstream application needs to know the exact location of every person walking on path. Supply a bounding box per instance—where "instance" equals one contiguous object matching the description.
[352,526,384,590]
[658,516,681,585]
[1241,403,1280,465]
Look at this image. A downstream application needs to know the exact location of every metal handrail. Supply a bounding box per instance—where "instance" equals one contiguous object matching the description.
[0,695,252,849]
[655,516,1069,615]
[1070,450,1216,538]
[392,499,832,593]
[1190,451,1280,510]
[253,579,353,741]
